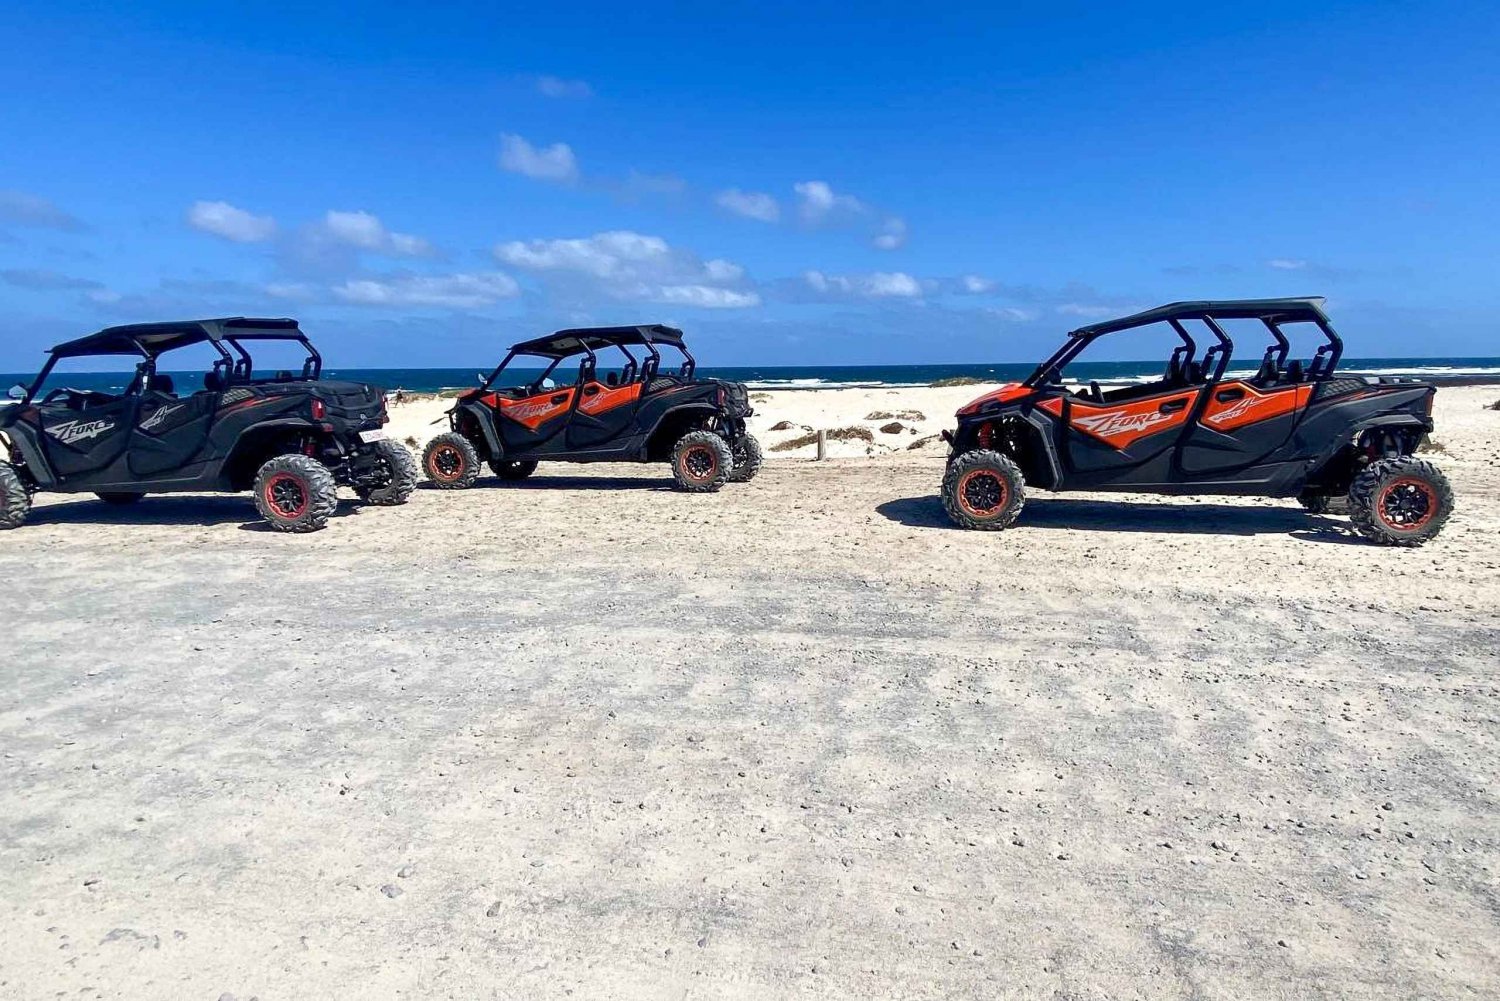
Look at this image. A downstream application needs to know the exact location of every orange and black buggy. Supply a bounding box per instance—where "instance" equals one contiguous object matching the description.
[940,298,1453,546]
[422,324,760,493]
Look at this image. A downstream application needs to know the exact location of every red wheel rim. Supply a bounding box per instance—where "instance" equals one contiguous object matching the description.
[957,467,1008,518]
[682,445,717,482]
[1375,477,1437,532]
[263,472,309,519]
[429,444,465,482]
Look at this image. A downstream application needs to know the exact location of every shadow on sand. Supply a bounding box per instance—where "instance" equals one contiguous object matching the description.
[418,474,673,494]
[876,494,1358,542]
[29,494,266,529]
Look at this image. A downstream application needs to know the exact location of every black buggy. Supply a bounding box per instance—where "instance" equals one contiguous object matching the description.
[0,318,416,533]
[422,324,760,492]
[940,298,1454,546]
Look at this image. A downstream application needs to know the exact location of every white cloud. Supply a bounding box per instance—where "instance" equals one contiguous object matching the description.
[716,188,781,223]
[320,210,433,257]
[535,75,593,99]
[1056,303,1116,318]
[872,216,908,250]
[960,275,997,294]
[0,190,85,231]
[652,285,761,309]
[495,230,758,309]
[499,133,580,183]
[793,180,867,224]
[984,306,1038,321]
[1268,258,1308,270]
[187,200,276,243]
[803,270,923,299]
[332,272,520,309]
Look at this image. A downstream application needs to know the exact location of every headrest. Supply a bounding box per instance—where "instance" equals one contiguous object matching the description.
[153,373,175,394]
[204,369,227,392]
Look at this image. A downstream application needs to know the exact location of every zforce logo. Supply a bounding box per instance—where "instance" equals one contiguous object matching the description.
[506,400,565,421]
[1073,410,1170,438]
[45,418,116,445]
[140,403,185,431]
[1207,396,1264,426]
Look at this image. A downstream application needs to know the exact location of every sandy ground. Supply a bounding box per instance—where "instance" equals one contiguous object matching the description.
[2,386,1498,1000]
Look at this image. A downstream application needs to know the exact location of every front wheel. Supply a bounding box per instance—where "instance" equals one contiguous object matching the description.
[96,492,145,505]
[357,440,418,505]
[1347,455,1453,547]
[0,462,33,530]
[671,431,732,493]
[489,458,538,481]
[253,454,338,533]
[941,450,1026,530]
[422,432,482,489]
[728,434,763,483]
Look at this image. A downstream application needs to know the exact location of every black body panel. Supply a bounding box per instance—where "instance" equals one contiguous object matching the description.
[1,317,393,498]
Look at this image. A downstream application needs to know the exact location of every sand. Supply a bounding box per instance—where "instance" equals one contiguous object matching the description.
[1,385,1497,1000]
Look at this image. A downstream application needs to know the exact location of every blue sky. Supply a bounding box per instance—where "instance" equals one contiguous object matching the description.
[1,1,1496,370]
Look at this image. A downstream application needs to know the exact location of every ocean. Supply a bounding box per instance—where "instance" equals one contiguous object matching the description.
[6,358,1500,396]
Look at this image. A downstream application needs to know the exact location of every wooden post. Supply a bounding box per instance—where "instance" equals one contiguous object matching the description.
[816,429,827,461]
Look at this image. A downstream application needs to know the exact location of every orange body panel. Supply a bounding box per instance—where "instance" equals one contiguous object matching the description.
[577,382,642,416]
[497,388,575,429]
[1039,389,1200,449]
[957,383,1036,416]
[1198,382,1313,431]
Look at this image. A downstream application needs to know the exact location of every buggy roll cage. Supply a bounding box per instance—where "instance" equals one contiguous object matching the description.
[478,325,697,392]
[21,318,323,403]
[1022,297,1343,389]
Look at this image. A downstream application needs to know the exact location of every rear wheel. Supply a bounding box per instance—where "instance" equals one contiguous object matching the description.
[96,492,145,505]
[488,458,538,481]
[422,432,481,489]
[728,434,763,483]
[358,440,418,505]
[253,454,337,533]
[0,463,32,530]
[671,430,731,493]
[1348,455,1453,547]
[941,450,1026,531]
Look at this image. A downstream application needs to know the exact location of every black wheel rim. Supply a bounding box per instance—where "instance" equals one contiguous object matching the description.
[959,470,1005,516]
[266,474,308,517]
[1377,478,1435,531]
[684,446,716,480]
[432,446,463,479]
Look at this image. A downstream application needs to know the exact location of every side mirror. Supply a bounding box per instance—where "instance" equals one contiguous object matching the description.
[7,384,25,400]
[541,377,556,390]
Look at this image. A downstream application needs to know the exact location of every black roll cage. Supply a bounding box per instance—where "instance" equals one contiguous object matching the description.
[1023,298,1343,389]
[21,320,323,404]
[479,328,697,393]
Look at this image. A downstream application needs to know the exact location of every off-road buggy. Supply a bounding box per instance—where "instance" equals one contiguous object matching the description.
[422,324,759,492]
[940,298,1453,546]
[0,318,416,532]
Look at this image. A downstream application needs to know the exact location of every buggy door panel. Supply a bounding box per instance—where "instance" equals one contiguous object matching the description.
[1041,387,1201,481]
[127,390,218,476]
[36,397,139,480]
[1178,380,1312,476]
[495,387,576,454]
[568,381,643,448]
